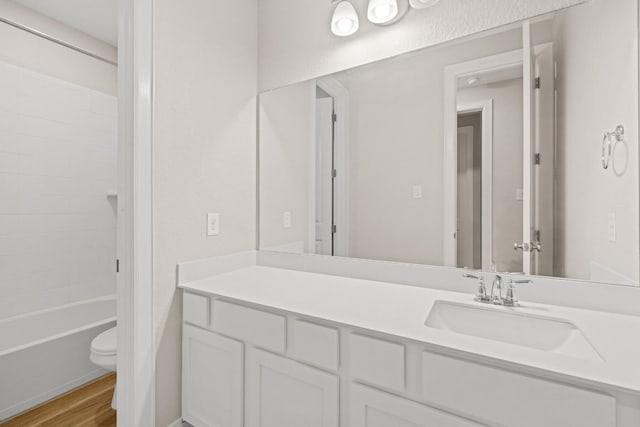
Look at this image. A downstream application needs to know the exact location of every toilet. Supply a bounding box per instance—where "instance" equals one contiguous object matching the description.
[90,326,117,409]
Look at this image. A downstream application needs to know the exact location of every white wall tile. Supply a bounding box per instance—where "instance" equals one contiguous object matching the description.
[0,60,117,319]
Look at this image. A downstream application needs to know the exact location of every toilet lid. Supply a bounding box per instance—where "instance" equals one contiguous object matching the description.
[91,327,117,355]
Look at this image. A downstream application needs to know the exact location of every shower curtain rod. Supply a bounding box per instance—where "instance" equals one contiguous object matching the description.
[0,16,118,66]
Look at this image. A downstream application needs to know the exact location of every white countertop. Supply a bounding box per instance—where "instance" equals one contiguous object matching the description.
[180,265,640,395]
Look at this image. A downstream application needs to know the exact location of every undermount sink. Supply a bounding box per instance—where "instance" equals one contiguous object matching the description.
[425,301,603,361]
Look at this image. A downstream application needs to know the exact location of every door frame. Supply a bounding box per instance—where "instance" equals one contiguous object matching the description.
[311,76,349,257]
[443,48,523,267]
[457,100,494,270]
[116,0,155,425]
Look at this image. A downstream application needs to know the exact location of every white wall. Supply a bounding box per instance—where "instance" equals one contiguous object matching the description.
[259,82,314,251]
[153,0,257,425]
[554,0,639,283]
[0,3,117,318]
[0,0,117,95]
[459,78,524,273]
[258,0,586,91]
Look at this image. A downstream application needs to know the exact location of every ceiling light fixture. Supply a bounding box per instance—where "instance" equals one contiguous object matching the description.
[367,0,399,24]
[331,1,360,37]
[409,0,440,9]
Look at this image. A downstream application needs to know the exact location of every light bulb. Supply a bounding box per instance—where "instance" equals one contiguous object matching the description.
[367,0,398,24]
[336,17,354,34]
[331,1,360,37]
[373,4,392,20]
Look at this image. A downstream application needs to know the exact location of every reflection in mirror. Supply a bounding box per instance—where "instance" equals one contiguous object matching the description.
[259,0,639,287]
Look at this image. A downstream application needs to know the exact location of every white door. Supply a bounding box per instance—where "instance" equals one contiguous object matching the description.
[521,21,536,274]
[316,97,334,255]
[182,325,243,427]
[457,125,476,269]
[245,347,339,427]
[350,384,485,427]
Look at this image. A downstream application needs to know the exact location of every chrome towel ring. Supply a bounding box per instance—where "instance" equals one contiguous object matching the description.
[602,125,624,170]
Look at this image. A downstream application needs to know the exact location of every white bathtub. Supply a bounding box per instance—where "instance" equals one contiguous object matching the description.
[0,296,116,421]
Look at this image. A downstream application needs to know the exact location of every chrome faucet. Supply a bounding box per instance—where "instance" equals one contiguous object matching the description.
[490,275,504,305]
[463,273,490,303]
[503,279,533,307]
[464,273,533,307]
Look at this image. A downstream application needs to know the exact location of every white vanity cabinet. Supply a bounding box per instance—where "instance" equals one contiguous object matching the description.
[245,347,339,427]
[182,324,243,427]
[350,384,484,427]
[181,290,630,427]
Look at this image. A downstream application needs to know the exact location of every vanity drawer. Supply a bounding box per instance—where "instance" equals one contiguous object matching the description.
[183,292,209,328]
[212,300,286,353]
[421,352,616,427]
[289,319,340,371]
[349,334,405,392]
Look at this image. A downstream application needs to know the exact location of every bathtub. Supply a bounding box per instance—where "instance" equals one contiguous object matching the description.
[0,296,116,421]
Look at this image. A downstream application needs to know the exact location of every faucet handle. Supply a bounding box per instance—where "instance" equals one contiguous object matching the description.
[504,279,533,307]
[463,273,489,303]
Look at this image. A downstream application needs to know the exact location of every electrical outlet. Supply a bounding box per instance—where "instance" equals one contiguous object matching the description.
[608,213,616,243]
[412,185,423,199]
[283,211,292,229]
[207,213,220,236]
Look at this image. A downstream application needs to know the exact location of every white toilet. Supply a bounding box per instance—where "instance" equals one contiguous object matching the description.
[90,326,117,409]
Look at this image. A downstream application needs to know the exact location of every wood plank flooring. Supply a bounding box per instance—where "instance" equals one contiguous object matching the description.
[1,373,116,427]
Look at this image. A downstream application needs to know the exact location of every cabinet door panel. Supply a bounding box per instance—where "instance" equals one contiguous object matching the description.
[182,324,243,427]
[350,384,484,427]
[422,351,616,427]
[246,347,339,427]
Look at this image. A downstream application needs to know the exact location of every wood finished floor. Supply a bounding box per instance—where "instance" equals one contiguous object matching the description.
[1,373,116,427]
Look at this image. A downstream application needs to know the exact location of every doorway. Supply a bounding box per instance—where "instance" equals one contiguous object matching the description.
[312,77,349,257]
[456,113,483,269]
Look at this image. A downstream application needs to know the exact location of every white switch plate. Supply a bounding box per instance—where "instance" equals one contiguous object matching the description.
[207,213,220,236]
[412,185,423,199]
[608,213,616,243]
[283,211,292,229]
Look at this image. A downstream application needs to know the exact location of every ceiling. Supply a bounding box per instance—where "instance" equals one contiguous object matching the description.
[13,0,117,46]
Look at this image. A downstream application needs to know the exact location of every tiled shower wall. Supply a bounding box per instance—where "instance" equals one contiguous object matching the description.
[0,60,117,318]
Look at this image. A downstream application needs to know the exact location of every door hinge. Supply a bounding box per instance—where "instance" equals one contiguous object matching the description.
[534,77,541,89]
[332,225,337,234]
[332,112,337,123]
[534,153,541,165]
[332,169,337,179]
[116,259,120,273]
[534,230,541,241]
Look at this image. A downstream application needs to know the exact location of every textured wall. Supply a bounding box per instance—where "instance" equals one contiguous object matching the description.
[153,0,258,424]
[258,0,586,91]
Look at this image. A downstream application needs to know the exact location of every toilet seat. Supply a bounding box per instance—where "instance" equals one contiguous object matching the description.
[91,327,117,356]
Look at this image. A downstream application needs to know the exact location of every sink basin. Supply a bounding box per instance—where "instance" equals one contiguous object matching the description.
[425,301,603,361]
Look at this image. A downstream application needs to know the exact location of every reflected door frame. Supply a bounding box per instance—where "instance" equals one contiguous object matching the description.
[457,100,494,270]
[443,48,523,269]
[310,77,349,257]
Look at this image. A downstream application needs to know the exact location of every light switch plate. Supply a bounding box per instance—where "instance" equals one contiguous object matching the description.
[283,211,292,229]
[412,185,423,199]
[207,213,220,236]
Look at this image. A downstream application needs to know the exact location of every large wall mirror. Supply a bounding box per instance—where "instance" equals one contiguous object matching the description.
[259,0,639,287]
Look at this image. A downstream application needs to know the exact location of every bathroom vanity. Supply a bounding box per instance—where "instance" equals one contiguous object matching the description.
[179,253,640,427]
